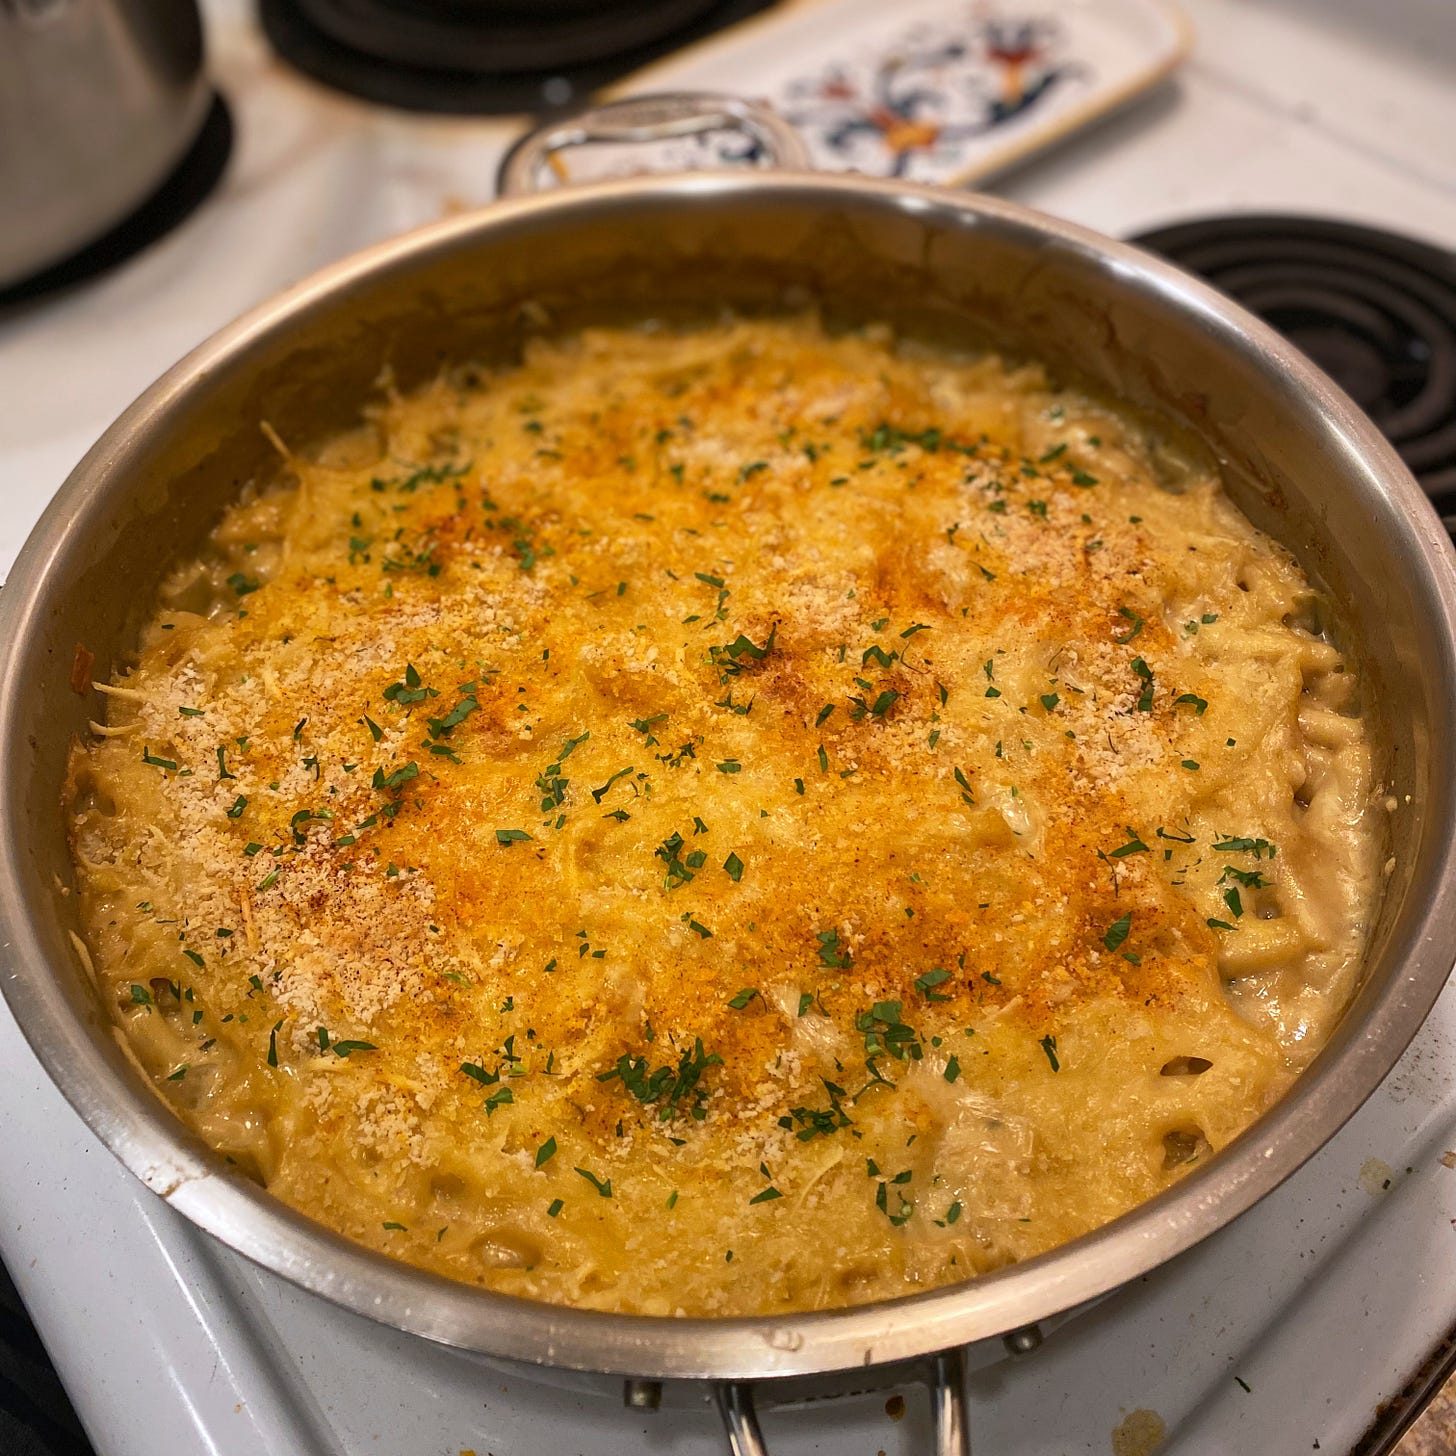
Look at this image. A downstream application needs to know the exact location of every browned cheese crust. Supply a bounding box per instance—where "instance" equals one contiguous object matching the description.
[68,318,1380,1315]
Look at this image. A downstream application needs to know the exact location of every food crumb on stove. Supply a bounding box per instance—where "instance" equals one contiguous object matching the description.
[1111,1408,1167,1456]
[1359,1157,1395,1195]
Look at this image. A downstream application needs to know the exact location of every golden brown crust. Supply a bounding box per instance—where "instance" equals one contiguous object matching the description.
[66,317,1378,1316]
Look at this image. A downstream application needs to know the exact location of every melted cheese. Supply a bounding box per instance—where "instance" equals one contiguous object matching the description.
[68,317,1380,1316]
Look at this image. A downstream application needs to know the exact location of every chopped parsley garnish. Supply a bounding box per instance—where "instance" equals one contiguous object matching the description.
[783,1078,852,1140]
[383,664,438,708]
[1174,693,1208,715]
[723,852,745,882]
[590,766,635,803]
[141,748,178,771]
[628,713,667,745]
[727,988,761,1010]
[372,761,420,792]
[914,968,952,1002]
[1114,606,1144,643]
[855,1000,922,1065]
[943,1055,961,1084]
[1102,913,1132,953]
[227,572,260,597]
[709,624,777,681]
[655,831,697,889]
[862,422,959,455]
[1110,831,1148,857]
[1213,835,1277,859]
[816,928,853,969]
[598,1037,721,1121]
[874,1173,914,1226]
[547,1199,564,1218]
[427,695,479,738]
[535,1137,557,1167]
[574,1167,613,1197]
[226,795,247,818]
[1130,657,1154,712]
[749,1186,782,1204]
[1039,1035,1060,1071]
[1219,865,1269,889]
[953,766,974,806]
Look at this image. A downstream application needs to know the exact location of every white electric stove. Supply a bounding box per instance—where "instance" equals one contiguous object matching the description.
[3,2,1455,1453]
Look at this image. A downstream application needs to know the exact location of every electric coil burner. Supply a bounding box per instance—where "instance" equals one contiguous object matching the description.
[260,0,777,114]
[1131,216,1456,535]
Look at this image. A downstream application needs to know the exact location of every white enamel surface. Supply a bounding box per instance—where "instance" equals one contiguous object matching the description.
[2,0,1455,1452]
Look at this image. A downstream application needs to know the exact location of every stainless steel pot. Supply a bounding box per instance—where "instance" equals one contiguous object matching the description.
[0,0,209,288]
[3,94,1455,1456]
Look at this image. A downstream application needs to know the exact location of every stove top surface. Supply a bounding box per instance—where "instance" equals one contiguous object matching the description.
[1,2,1455,1454]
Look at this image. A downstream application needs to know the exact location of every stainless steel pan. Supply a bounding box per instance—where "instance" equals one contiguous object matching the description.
[3,95,1455,1454]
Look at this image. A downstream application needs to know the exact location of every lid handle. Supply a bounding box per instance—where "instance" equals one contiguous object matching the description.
[496,91,810,197]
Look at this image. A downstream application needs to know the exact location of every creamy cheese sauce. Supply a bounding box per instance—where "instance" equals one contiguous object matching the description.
[68,317,1381,1315]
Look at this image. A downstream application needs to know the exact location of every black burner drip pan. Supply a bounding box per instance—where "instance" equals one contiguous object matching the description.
[260,0,776,115]
[1131,215,1456,529]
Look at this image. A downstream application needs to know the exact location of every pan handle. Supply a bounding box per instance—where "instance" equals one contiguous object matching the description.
[712,1382,767,1456]
[713,1347,971,1456]
[495,91,810,197]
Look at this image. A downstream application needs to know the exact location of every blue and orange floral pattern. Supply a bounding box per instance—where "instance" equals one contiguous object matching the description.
[780,9,1089,180]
